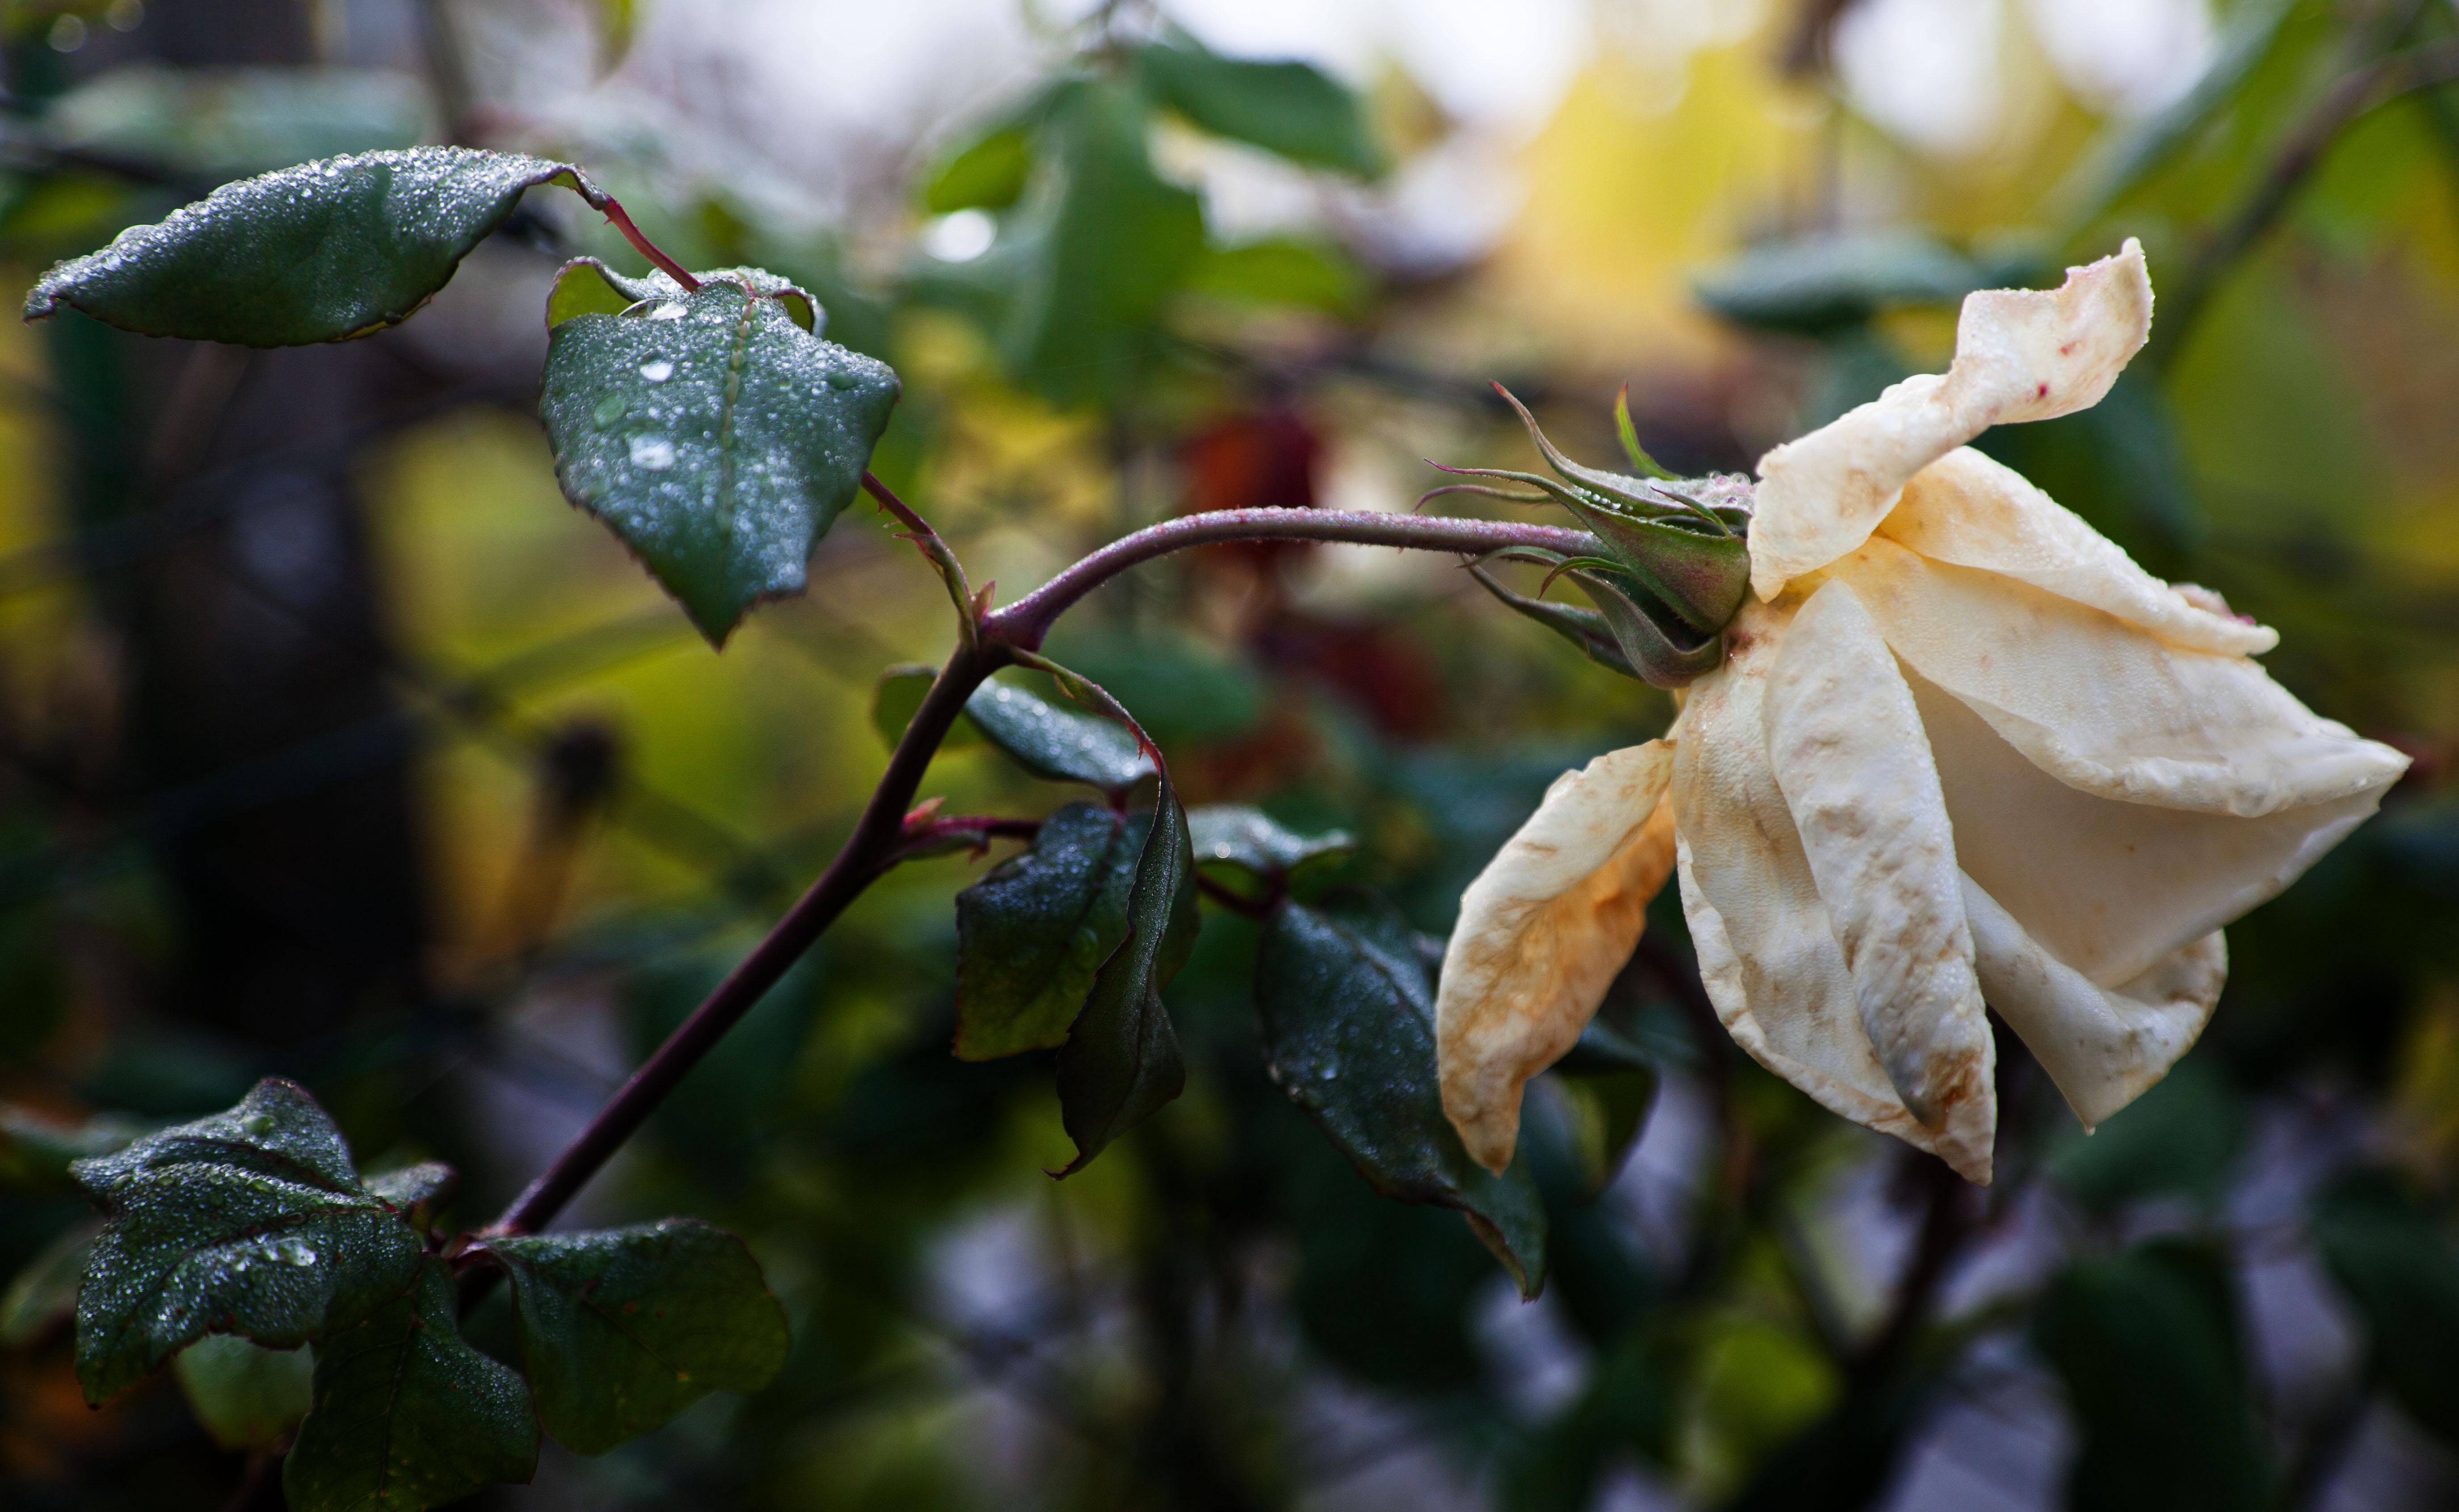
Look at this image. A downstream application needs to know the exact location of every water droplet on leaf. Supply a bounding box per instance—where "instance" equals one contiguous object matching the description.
[592,393,627,429]
[629,436,676,471]
[638,358,674,382]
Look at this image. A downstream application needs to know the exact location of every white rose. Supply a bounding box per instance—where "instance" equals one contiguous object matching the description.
[1434,241,2409,1184]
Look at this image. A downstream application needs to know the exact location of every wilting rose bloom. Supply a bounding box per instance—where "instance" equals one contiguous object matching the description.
[1435,241,2409,1183]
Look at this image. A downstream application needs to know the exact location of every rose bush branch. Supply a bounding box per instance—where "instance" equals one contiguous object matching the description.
[492,501,1608,1235]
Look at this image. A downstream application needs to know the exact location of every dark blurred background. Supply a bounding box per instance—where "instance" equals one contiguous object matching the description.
[5,0,2459,1508]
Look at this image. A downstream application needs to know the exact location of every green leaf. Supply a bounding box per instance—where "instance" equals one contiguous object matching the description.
[964,676,1154,796]
[990,80,1205,407]
[538,274,900,644]
[1132,42,1384,177]
[2313,1169,2459,1445]
[285,1258,539,1512]
[2032,1241,2269,1512]
[481,1218,790,1455]
[955,802,1156,1062]
[173,1332,314,1451]
[1691,230,1984,335]
[0,1215,98,1345]
[1053,770,1196,1177]
[1186,804,1355,889]
[68,1078,426,1403]
[1255,897,1548,1296]
[1564,567,1725,691]
[23,147,606,346]
[923,124,1035,213]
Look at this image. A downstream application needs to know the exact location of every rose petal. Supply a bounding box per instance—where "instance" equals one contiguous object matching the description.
[1764,578,1995,1151]
[1749,239,2153,601]
[1903,656,2386,986]
[1437,740,1678,1174]
[1670,601,1992,1181]
[1839,536,2408,819]
[1878,446,2275,657]
[1962,876,2223,1130]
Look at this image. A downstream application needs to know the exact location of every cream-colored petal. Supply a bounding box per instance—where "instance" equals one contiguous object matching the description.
[1840,537,2407,819]
[1962,876,2223,1130]
[1670,601,1992,1181]
[1437,741,1678,1174]
[1903,659,2385,986]
[1878,447,2275,657]
[1764,579,1994,1150]
[1749,239,2153,601]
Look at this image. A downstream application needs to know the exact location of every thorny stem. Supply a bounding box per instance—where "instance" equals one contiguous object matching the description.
[985,508,1596,651]
[489,501,1611,1235]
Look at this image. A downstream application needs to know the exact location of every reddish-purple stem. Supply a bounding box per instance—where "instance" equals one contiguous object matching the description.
[598,195,701,292]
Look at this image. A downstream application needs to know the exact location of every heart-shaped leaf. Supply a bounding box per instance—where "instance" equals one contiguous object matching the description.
[965,676,1155,796]
[68,1078,425,1403]
[955,801,1158,1061]
[538,273,900,644]
[285,1258,539,1512]
[24,147,604,346]
[480,1218,790,1455]
[1255,896,1548,1297]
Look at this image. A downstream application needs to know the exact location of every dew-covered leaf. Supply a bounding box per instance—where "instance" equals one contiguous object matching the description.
[1255,897,1549,1296]
[955,802,1154,1061]
[68,1078,424,1403]
[360,1162,455,1226]
[1131,42,1384,177]
[964,677,1154,795]
[1186,804,1355,889]
[538,274,899,644]
[1053,771,1197,1176]
[284,1257,539,1512]
[174,1332,314,1451]
[2313,1169,2459,1445]
[23,147,604,346]
[481,1218,790,1455]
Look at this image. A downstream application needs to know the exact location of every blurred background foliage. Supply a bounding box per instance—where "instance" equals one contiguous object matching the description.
[4,0,2459,1508]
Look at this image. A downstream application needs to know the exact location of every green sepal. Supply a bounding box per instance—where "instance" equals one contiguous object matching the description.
[480,1218,791,1456]
[284,1257,539,1512]
[1465,561,1639,678]
[1613,385,1674,480]
[1565,568,1725,690]
[1255,895,1548,1297]
[24,148,608,346]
